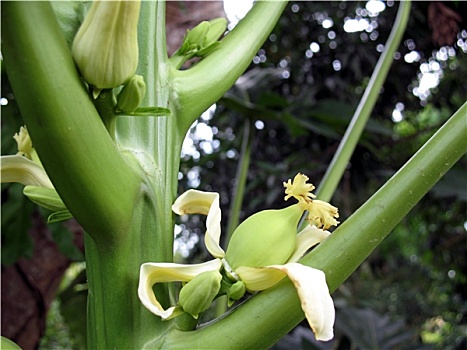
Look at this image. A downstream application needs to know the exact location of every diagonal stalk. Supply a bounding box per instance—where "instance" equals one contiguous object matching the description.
[316,1,411,202]
[225,120,253,245]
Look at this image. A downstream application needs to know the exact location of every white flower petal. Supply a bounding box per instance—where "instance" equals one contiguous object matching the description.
[1,155,53,188]
[138,259,221,319]
[287,225,330,263]
[172,189,225,258]
[270,263,335,341]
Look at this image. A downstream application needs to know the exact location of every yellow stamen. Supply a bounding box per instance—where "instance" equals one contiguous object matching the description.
[283,173,316,203]
[306,200,339,230]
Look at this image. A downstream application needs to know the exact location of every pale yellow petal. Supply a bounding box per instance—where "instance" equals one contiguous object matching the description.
[269,263,335,341]
[138,259,221,319]
[235,265,286,291]
[172,189,225,258]
[287,225,331,263]
[1,155,53,188]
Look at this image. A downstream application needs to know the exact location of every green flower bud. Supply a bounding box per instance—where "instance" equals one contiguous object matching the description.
[177,18,226,58]
[72,0,140,89]
[178,270,222,319]
[203,18,227,48]
[225,204,303,270]
[117,75,146,113]
[185,21,210,50]
[227,281,246,306]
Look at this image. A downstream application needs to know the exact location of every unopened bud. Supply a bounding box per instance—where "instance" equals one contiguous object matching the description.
[227,281,246,306]
[72,0,141,89]
[178,270,222,318]
[185,21,210,49]
[117,75,146,113]
[225,204,303,270]
[203,18,227,48]
[13,126,33,158]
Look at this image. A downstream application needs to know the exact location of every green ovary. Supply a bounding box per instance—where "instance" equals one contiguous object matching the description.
[225,204,303,270]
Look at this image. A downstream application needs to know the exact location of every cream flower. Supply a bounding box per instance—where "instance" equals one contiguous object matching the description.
[138,174,338,341]
[1,126,71,222]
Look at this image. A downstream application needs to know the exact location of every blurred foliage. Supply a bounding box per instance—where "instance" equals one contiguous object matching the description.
[176,1,467,349]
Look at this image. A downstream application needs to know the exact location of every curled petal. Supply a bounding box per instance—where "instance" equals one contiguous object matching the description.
[172,189,225,258]
[287,225,331,263]
[237,263,334,341]
[1,155,53,188]
[273,263,335,341]
[138,259,222,319]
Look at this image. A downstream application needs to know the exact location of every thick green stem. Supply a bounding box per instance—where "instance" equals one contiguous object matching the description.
[316,1,411,202]
[150,103,466,348]
[1,2,141,243]
[84,2,180,348]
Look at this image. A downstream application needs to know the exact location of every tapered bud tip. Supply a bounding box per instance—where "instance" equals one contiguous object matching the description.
[178,270,222,318]
[72,0,141,89]
[117,75,146,113]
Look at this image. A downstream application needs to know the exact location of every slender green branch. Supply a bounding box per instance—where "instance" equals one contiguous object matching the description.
[1,2,141,242]
[225,120,253,244]
[171,1,288,135]
[316,1,411,202]
[149,102,466,348]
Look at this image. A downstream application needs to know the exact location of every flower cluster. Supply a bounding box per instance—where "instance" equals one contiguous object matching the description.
[138,173,339,341]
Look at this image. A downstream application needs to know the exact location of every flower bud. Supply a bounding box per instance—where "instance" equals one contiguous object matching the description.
[225,204,303,270]
[72,0,140,89]
[176,18,227,58]
[178,270,222,318]
[117,75,146,113]
[203,18,227,48]
[227,281,246,306]
[13,126,33,158]
[185,21,210,50]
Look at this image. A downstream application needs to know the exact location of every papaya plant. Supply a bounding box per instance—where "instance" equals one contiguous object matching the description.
[1,1,466,349]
